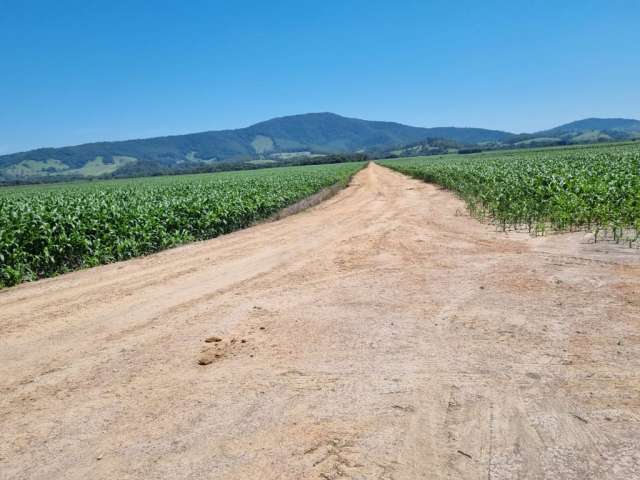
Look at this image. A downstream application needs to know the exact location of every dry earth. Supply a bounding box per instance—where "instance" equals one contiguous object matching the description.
[1,163,639,479]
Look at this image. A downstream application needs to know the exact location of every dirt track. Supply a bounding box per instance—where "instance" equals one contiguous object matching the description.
[1,163,639,479]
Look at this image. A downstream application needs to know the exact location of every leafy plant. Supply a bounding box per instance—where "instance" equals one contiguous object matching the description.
[380,143,640,244]
[0,162,363,287]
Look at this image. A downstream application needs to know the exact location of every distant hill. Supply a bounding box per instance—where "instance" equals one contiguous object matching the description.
[506,118,640,147]
[0,113,512,181]
[539,118,640,135]
[386,138,464,157]
[1,113,638,182]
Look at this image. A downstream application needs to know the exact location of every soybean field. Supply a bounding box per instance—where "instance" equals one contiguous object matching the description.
[379,142,640,244]
[0,162,363,287]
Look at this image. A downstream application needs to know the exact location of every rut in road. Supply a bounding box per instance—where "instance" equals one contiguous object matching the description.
[1,163,639,479]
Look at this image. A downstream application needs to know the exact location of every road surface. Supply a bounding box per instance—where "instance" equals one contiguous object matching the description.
[1,163,639,479]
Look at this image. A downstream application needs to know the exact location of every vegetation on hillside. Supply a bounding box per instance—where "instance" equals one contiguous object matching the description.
[1,113,638,184]
[0,113,512,182]
[0,153,370,186]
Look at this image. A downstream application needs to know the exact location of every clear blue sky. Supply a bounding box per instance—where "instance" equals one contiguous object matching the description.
[1,0,638,154]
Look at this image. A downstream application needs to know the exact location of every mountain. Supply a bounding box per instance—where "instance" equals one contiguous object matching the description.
[244,113,513,149]
[539,118,640,135]
[0,113,512,181]
[1,114,638,182]
[506,118,640,147]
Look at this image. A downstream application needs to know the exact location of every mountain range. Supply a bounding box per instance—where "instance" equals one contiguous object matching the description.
[1,113,639,181]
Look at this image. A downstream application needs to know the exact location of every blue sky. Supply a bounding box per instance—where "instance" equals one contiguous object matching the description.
[1,0,638,154]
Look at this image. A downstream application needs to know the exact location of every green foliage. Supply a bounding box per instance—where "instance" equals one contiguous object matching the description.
[3,113,638,184]
[504,118,640,146]
[0,162,363,287]
[379,143,640,244]
[0,113,512,180]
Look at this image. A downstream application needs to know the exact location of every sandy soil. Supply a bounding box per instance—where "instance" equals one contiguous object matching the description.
[1,163,639,479]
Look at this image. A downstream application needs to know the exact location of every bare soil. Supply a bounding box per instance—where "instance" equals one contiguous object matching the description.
[1,163,639,479]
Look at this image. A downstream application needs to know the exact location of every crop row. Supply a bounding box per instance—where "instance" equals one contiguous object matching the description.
[379,143,640,244]
[0,162,364,287]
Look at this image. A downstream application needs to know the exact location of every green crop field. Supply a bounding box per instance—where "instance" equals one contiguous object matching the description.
[0,162,364,287]
[379,142,640,244]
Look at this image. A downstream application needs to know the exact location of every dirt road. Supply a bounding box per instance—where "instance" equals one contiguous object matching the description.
[1,163,639,479]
